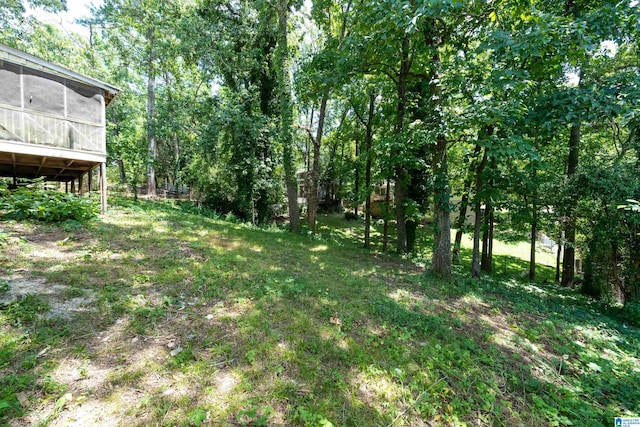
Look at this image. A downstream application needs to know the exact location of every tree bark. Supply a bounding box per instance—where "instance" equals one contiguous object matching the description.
[486,205,494,273]
[276,0,299,231]
[173,131,180,188]
[424,26,451,276]
[363,91,376,249]
[562,122,580,287]
[529,207,537,281]
[481,195,493,273]
[394,34,411,254]
[145,27,157,198]
[472,148,488,279]
[481,156,496,273]
[561,0,581,287]
[118,158,126,184]
[453,145,481,264]
[555,233,563,284]
[164,77,180,190]
[529,169,538,281]
[354,136,359,217]
[383,178,391,252]
[309,93,328,233]
[432,133,451,276]
[307,1,352,232]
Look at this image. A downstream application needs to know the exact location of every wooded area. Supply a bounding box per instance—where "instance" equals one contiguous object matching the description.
[2,0,639,304]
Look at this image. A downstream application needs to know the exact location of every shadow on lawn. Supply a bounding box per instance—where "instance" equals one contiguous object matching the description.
[1,200,394,425]
[373,273,640,423]
[1,199,638,426]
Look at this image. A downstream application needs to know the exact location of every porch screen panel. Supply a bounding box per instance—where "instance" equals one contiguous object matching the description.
[22,68,65,116]
[0,61,21,108]
[66,80,102,124]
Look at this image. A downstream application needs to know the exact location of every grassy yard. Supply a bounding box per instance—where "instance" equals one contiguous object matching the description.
[0,198,638,426]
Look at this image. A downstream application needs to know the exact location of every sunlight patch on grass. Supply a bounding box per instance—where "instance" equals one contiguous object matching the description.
[309,255,322,266]
[214,298,255,320]
[453,229,557,267]
[387,288,423,307]
[310,244,328,252]
[352,367,407,416]
[458,294,486,307]
[207,236,239,251]
[151,223,170,234]
[210,370,239,397]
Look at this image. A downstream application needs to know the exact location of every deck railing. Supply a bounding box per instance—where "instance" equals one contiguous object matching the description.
[0,105,105,154]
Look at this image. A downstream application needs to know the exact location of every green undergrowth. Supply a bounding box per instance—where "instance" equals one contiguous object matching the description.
[0,184,98,223]
[0,197,638,426]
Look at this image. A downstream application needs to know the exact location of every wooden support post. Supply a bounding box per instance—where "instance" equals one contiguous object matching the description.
[79,174,85,196]
[65,181,69,193]
[71,179,76,194]
[88,169,93,194]
[100,162,107,213]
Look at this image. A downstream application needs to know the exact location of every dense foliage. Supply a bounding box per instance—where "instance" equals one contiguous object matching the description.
[0,184,98,223]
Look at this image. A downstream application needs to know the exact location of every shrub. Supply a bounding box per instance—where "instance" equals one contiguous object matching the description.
[621,300,640,327]
[0,186,98,222]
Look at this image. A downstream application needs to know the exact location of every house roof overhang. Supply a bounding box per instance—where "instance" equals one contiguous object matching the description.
[0,42,121,106]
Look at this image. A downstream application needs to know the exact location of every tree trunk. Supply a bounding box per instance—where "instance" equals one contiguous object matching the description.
[309,92,328,234]
[562,122,580,287]
[529,170,538,281]
[173,131,180,189]
[306,108,314,173]
[452,145,481,264]
[364,91,376,249]
[145,28,157,198]
[165,80,180,191]
[610,240,622,301]
[394,34,411,254]
[472,148,488,279]
[395,165,408,253]
[555,233,563,284]
[481,198,492,273]
[432,134,451,276]
[383,178,391,252]
[425,29,451,276]
[481,157,496,273]
[118,158,126,184]
[487,206,494,273]
[354,137,359,217]
[307,1,352,231]
[276,0,299,231]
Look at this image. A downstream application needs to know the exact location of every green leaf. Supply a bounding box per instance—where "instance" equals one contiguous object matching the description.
[586,362,602,372]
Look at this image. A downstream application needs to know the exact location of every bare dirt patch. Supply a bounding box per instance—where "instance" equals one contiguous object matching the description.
[0,274,97,320]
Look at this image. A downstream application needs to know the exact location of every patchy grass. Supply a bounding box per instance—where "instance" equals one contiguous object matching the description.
[0,197,638,426]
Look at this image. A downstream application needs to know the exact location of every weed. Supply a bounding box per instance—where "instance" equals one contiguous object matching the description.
[4,294,49,325]
[188,408,209,426]
[0,186,97,223]
[294,406,334,427]
[236,405,274,426]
